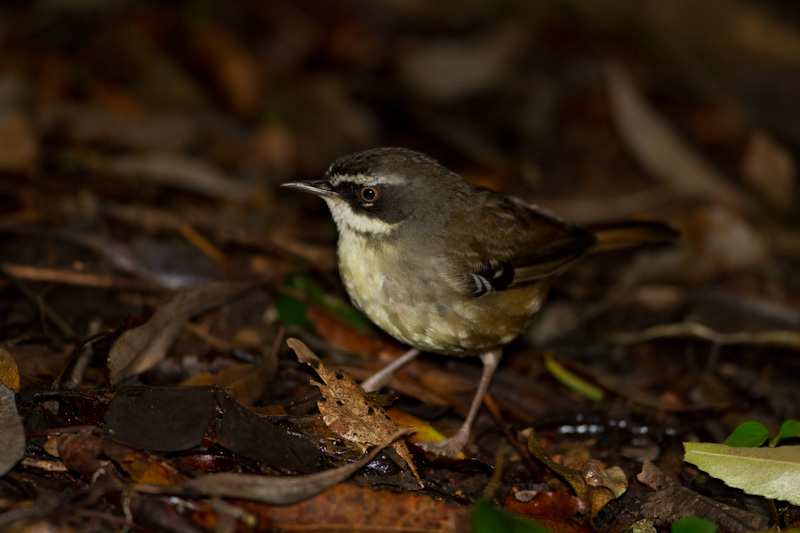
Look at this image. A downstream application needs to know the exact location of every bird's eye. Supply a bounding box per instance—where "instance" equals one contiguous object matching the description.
[359,186,379,202]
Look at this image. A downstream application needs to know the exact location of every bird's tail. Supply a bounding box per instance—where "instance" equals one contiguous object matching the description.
[587,221,679,253]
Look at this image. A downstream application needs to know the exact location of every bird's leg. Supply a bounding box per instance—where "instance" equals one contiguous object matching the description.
[360,348,420,392]
[419,349,501,457]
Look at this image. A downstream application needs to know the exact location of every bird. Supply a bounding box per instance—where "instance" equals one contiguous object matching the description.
[282,147,678,456]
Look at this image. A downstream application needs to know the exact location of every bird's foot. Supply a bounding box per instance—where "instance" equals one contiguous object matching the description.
[417,429,470,458]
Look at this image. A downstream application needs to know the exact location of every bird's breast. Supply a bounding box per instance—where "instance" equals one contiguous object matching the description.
[337,231,544,356]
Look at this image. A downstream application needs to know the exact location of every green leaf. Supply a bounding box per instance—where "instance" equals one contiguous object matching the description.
[723,421,770,447]
[671,516,717,533]
[774,420,800,446]
[471,499,549,533]
[684,442,800,505]
[274,293,313,329]
[279,273,372,331]
[543,351,604,403]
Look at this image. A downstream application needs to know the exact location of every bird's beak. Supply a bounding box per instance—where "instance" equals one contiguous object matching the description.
[281,180,340,200]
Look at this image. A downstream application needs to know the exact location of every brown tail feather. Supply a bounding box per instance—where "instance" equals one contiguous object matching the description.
[587,221,679,253]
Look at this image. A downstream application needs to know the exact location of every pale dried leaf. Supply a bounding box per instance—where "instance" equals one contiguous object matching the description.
[606,63,755,215]
[741,129,796,213]
[109,281,256,383]
[95,152,251,200]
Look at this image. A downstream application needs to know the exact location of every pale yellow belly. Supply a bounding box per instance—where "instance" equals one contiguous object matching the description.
[337,232,544,356]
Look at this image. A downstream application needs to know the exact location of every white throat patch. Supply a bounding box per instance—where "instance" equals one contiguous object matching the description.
[323,197,397,236]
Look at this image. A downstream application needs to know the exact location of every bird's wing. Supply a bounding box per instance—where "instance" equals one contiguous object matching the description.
[444,189,595,296]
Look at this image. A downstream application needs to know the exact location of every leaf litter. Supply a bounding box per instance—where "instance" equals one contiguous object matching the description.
[1,0,800,531]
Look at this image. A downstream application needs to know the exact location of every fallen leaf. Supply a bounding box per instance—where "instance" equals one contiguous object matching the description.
[190,24,261,117]
[0,348,20,393]
[399,21,527,103]
[684,442,800,505]
[503,492,589,533]
[103,440,187,485]
[104,387,320,472]
[472,498,550,533]
[741,129,796,214]
[287,338,422,486]
[108,280,256,383]
[0,110,37,172]
[0,382,25,477]
[174,430,406,504]
[240,483,467,530]
[57,429,103,478]
[93,152,252,200]
[526,431,625,517]
[181,363,266,406]
[637,460,769,532]
[606,63,755,215]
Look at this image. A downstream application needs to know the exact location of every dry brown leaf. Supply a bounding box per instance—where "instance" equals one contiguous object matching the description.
[181,363,266,406]
[108,281,257,383]
[240,483,467,531]
[0,110,37,172]
[306,304,385,356]
[103,440,186,485]
[190,24,261,117]
[0,348,20,393]
[286,338,422,486]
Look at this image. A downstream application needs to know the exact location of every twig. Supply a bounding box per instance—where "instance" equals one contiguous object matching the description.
[1,263,164,293]
[609,321,800,350]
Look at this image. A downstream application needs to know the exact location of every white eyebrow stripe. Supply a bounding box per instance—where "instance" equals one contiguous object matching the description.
[327,173,407,187]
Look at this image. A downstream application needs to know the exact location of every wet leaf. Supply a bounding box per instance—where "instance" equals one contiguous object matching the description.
[527,430,588,502]
[526,431,626,517]
[108,281,256,383]
[0,382,25,477]
[287,338,421,486]
[683,442,800,505]
[104,387,320,472]
[504,491,589,533]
